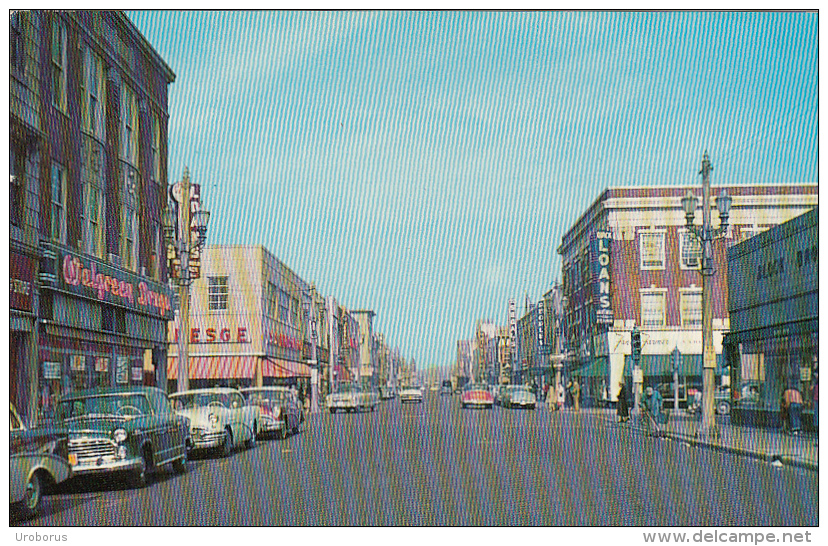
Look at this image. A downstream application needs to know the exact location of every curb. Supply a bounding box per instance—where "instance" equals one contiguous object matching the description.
[662,432,818,471]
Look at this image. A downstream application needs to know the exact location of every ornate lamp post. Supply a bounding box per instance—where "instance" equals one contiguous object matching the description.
[163,168,210,393]
[680,151,732,438]
[301,286,320,414]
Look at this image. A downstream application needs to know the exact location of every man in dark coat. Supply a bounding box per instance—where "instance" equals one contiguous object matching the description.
[616,382,630,423]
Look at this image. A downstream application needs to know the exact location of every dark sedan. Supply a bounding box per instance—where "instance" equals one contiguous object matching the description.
[54,386,191,488]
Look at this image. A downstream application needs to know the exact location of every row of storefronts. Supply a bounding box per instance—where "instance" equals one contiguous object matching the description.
[456,184,818,425]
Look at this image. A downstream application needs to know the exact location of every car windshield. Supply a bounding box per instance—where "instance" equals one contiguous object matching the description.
[244,389,289,406]
[336,384,360,394]
[56,394,151,421]
[171,391,243,410]
[507,386,531,394]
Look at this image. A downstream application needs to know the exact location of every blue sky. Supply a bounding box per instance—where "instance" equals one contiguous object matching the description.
[127,10,817,370]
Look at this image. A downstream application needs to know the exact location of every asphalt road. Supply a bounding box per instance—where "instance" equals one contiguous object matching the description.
[15,393,818,526]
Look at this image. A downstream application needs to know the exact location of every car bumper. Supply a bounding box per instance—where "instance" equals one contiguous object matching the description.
[72,456,143,476]
[463,400,493,407]
[191,430,226,450]
[258,416,286,433]
[400,396,423,403]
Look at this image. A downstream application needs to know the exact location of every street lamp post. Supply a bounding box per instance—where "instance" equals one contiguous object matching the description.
[302,288,320,414]
[163,168,210,394]
[681,151,732,439]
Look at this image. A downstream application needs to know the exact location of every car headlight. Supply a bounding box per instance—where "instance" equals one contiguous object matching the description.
[113,428,128,443]
[273,406,282,418]
[209,413,219,424]
[117,445,128,459]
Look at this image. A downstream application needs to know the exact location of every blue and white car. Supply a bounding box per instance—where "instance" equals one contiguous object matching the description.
[170,388,258,456]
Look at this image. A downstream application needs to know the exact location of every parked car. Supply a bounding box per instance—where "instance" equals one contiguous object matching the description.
[379,386,397,400]
[241,387,303,439]
[441,380,453,395]
[327,383,377,413]
[10,403,73,519]
[54,387,190,488]
[170,388,258,457]
[502,385,537,409]
[461,383,494,409]
[399,385,424,404]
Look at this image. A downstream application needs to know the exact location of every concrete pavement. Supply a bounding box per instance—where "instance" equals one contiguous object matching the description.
[582,406,819,471]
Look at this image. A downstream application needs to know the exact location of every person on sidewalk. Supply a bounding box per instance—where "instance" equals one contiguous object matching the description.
[642,386,665,437]
[616,382,630,423]
[570,379,581,413]
[556,382,565,411]
[781,384,804,435]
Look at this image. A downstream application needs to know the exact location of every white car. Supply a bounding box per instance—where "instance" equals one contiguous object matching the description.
[170,388,258,456]
[502,385,537,409]
[399,385,424,404]
[327,384,377,413]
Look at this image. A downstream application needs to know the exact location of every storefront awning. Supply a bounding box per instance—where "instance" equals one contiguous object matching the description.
[167,356,257,380]
[573,357,608,377]
[621,354,725,376]
[262,358,312,378]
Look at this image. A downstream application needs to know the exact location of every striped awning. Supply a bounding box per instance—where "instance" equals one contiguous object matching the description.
[167,356,257,380]
[262,358,312,378]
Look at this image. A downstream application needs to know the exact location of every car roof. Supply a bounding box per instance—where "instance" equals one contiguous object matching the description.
[240,387,291,393]
[59,386,162,400]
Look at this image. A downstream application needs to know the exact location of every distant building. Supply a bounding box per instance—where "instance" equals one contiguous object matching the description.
[352,310,377,388]
[726,207,818,429]
[558,184,818,405]
[10,10,175,423]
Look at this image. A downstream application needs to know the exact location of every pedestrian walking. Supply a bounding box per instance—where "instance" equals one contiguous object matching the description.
[556,382,565,411]
[781,384,804,435]
[570,379,581,413]
[616,382,630,423]
[642,386,665,437]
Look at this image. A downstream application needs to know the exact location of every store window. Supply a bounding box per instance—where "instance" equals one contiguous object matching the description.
[679,231,702,270]
[208,276,229,310]
[640,289,666,328]
[121,169,138,270]
[639,231,665,270]
[679,289,702,328]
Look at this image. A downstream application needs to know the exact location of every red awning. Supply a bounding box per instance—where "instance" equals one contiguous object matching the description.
[262,358,312,378]
[167,356,258,380]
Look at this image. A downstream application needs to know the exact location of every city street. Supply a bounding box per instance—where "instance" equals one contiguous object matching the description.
[17,394,818,527]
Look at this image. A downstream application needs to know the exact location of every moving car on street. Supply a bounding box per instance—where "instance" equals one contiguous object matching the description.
[327,383,378,413]
[501,385,537,409]
[461,383,494,409]
[170,388,258,457]
[10,403,73,519]
[441,380,453,395]
[379,386,396,400]
[399,385,424,404]
[54,387,190,488]
[241,386,304,439]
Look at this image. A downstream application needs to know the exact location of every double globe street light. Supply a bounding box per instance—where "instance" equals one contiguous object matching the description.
[680,151,732,439]
[163,167,211,393]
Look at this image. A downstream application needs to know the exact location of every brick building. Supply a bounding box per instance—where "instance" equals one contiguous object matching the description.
[10,10,176,423]
[558,184,818,404]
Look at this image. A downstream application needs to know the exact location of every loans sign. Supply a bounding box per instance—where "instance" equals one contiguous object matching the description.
[593,230,613,325]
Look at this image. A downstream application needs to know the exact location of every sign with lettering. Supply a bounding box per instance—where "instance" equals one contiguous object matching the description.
[60,249,174,319]
[537,300,545,347]
[70,355,86,372]
[95,357,109,373]
[593,231,613,325]
[10,251,35,312]
[131,366,144,383]
[116,357,130,384]
[508,299,516,355]
[43,361,61,380]
[175,327,250,344]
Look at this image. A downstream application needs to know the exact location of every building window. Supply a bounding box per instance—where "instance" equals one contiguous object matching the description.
[208,276,229,310]
[640,290,666,328]
[120,84,138,164]
[120,171,138,270]
[51,18,67,112]
[639,231,665,270]
[679,231,702,270]
[82,181,104,258]
[265,282,278,318]
[149,225,160,280]
[278,289,290,323]
[151,113,161,182]
[51,162,67,243]
[10,11,25,73]
[10,144,25,227]
[82,47,105,138]
[679,289,702,328]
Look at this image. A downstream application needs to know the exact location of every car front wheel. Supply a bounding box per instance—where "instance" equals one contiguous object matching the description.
[172,456,187,474]
[131,458,147,489]
[221,429,234,457]
[20,471,43,519]
[716,400,731,415]
[247,423,257,448]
